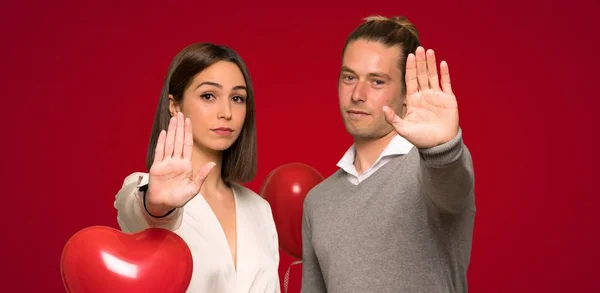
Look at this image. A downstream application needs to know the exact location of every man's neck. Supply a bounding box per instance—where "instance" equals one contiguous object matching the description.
[353,130,397,175]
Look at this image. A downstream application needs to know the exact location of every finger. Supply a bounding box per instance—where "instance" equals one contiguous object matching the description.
[415,47,429,90]
[440,61,453,94]
[382,106,408,137]
[164,116,177,158]
[405,53,418,96]
[426,49,440,91]
[153,130,167,164]
[183,118,193,160]
[194,162,216,188]
[174,112,185,158]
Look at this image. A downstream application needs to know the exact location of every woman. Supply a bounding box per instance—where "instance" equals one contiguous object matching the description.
[114,43,281,293]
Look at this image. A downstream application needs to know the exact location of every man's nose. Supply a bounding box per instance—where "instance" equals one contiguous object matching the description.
[351,81,367,103]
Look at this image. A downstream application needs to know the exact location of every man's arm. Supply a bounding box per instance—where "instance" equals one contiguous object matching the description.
[114,172,184,233]
[300,200,327,293]
[418,128,475,214]
[381,46,474,215]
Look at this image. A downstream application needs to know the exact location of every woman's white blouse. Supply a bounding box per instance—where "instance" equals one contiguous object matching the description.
[114,172,281,293]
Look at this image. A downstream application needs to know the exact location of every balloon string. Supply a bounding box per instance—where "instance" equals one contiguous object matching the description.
[283,260,302,293]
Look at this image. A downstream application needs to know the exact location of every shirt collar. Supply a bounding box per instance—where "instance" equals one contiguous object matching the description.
[336,134,414,174]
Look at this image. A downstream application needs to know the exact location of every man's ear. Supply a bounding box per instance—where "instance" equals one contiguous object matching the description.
[168,94,180,117]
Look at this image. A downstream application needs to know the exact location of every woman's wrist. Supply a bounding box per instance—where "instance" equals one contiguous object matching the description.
[139,184,176,218]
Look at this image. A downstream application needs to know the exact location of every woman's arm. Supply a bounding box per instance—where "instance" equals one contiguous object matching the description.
[114,114,215,233]
[114,172,183,233]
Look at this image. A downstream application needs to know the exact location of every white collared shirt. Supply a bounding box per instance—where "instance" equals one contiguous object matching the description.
[336,134,414,185]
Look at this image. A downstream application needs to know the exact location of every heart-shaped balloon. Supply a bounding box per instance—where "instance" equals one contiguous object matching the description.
[61,226,193,293]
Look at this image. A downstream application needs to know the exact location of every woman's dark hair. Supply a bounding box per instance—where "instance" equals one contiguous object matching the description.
[146,43,257,183]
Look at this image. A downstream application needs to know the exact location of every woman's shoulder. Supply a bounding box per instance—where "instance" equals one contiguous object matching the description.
[230,183,278,237]
[230,183,272,212]
[231,183,266,202]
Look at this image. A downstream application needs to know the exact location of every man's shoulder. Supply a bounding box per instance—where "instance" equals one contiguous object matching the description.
[305,169,344,204]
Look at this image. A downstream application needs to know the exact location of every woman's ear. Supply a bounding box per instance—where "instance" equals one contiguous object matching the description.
[168,94,180,117]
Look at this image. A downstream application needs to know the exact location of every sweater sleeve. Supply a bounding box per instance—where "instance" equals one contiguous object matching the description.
[114,172,184,233]
[417,128,475,214]
[300,198,327,293]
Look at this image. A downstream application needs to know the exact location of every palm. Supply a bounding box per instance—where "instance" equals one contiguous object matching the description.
[384,47,460,149]
[149,158,199,208]
[145,112,215,210]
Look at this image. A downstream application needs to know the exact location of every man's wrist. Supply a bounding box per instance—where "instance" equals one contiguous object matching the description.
[418,127,464,166]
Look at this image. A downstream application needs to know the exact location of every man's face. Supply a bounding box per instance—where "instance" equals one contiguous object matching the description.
[338,39,405,141]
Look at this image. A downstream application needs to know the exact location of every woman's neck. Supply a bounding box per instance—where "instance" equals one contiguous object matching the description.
[191,146,228,197]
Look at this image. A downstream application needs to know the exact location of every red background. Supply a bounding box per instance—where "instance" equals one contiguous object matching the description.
[1,0,598,292]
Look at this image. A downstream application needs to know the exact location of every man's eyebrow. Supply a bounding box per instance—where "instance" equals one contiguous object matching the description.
[368,72,392,80]
[340,66,392,80]
[340,66,356,74]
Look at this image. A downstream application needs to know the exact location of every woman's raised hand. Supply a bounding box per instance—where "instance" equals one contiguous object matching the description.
[145,112,216,216]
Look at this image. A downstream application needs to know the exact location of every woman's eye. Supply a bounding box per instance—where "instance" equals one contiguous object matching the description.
[201,93,215,100]
[232,96,246,103]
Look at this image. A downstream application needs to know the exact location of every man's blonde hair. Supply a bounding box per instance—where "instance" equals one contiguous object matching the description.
[342,15,421,93]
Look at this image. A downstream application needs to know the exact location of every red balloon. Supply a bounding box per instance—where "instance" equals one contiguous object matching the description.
[261,163,324,259]
[61,226,193,293]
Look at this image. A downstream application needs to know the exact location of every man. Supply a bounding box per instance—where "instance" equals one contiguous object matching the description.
[301,15,475,293]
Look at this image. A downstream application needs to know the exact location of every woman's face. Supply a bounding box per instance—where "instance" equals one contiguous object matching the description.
[169,61,248,152]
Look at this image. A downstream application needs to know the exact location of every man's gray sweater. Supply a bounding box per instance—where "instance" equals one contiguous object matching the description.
[301,130,475,293]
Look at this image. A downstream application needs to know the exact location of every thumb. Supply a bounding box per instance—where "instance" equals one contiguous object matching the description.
[382,106,406,135]
[194,162,216,189]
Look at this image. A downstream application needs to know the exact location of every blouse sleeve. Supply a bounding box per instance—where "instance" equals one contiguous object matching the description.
[114,172,184,233]
[264,201,282,293]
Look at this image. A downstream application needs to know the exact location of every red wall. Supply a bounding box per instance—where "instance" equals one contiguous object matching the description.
[1,0,598,291]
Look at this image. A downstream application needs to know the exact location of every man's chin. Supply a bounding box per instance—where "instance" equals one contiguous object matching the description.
[344,125,372,139]
[344,124,395,141]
